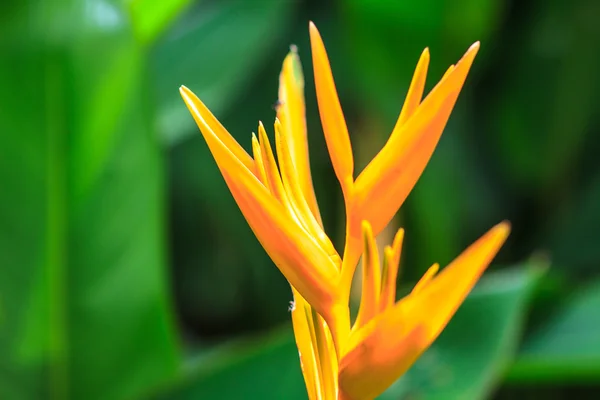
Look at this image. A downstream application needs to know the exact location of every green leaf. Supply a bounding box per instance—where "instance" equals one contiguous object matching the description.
[507,278,600,382]
[0,2,178,399]
[152,329,307,400]
[152,0,296,145]
[379,265,544,400]
[128,0,194,45]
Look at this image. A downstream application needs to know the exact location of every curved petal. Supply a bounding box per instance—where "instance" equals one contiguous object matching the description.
[353,221,381,331]
[181,86,339,314]
[394,48,430,129]
[353,43,480,238]
[277,48,322,224]
[309,22,354,196]
[180,85,255,174]
[290,290,320,400]
[340,221,509,399]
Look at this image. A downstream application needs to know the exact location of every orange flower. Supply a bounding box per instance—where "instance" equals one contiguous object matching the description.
[181,22,510,400]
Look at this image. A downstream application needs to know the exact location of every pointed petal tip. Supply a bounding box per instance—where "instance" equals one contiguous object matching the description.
[290,43,298,53]
[490,220,511,242]
[179,85,191,98]
[467,41,481,56]
[494,220,511,238]
[308,21,321,39]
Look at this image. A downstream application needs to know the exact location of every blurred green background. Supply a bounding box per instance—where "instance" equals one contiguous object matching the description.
[1,0,599,399]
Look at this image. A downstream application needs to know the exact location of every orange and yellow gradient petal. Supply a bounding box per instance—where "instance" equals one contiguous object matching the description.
[339,222,510,400]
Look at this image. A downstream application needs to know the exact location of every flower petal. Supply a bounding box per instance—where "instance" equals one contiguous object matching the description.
[309,22,354,196]
[394,48,430,129]
[180,85,255,174]
[340,221,509,399]
[290,290,320,400]
[411,263,439,295]
[339,325,427,400]
[275,120,342,269]
[353,221,381,331]
[379,228,404,312]
[399,221,510,342]
[353,43,480,238]
[277,47,323,224]
[181,86,339,314]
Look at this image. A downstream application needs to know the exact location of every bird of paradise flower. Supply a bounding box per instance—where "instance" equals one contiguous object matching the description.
[180,22,510,400]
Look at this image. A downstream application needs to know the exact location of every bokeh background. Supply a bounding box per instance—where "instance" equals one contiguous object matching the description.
[1,0,600,399]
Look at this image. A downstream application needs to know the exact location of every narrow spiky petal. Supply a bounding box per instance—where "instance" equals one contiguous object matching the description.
[278,47,323,225]
[290,290,320,400]
[311,308,338,400]
[353,221,381,331]
[251,133,268,186]
[257,123,289,205]
[179,85,255,174]
[411,263,439,295]
[379,227,404,312]
[339,222,510,399]
[354,43,480,238]
[395,48,430,128]
[275,120,342,269]
[181,86,339,315]
[309,21,354,196]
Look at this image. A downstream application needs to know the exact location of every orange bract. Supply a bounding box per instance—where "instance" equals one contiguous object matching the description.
[181,22,509,400]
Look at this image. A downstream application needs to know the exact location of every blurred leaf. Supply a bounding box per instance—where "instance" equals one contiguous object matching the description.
[152,329,307,400]
[541,173,600,273]
[379,265,544,400]
[0,1,178,399]
[489,0,600,191]
[152,0,295,145]
[129,0,193,45]
[507,278,600,382]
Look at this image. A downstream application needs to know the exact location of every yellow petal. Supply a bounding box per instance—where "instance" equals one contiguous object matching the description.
[290,290,320,400]
[353,221,381,331]
[181,86,339,314]
[275,120,342,269]
[309,22,354,196]
[257,122,288,205]
[277,47,323,225]
[379,228,404,312]
[311,307,338,400]
[251,133,268,186]
[340,221,509,399]
[353,43,480,238]
[411,263,439,295]
[394,48,430,129]
[339,325,427,400]
[179,85,255,174]
[400,221,510,341]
